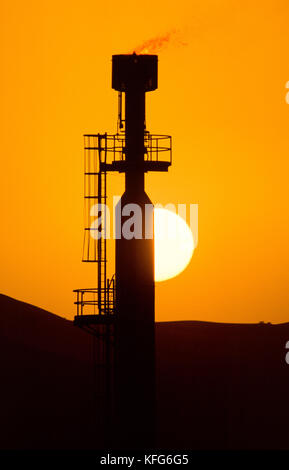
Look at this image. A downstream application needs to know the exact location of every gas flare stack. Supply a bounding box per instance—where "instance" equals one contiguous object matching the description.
[74,53,172,448]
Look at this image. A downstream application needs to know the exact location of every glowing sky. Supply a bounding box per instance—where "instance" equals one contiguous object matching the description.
[1,0,289,323]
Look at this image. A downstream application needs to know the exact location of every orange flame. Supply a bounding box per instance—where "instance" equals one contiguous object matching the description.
[133,29,188,55]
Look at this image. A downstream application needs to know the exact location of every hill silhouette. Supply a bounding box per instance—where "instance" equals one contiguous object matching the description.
[1,293,289,449]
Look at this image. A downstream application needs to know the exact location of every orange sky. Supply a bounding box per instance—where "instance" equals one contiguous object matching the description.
[1,0,289,323]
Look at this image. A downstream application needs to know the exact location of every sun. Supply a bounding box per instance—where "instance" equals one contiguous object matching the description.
[154,208,195,282]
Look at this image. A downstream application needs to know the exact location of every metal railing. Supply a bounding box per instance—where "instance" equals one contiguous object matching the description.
[74,276,116,317]
[84,133,172,166]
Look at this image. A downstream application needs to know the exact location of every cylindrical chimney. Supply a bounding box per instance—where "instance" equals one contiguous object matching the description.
[113,54,157,448]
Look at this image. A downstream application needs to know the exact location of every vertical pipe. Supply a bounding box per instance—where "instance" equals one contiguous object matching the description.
[124,89,145,194]
[115,84,155,449]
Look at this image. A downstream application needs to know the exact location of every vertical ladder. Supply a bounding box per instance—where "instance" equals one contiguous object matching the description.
[83,133,108,315]
[97,134,107,314]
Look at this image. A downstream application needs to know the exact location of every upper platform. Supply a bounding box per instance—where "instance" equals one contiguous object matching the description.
[101,160,170,173]
[84,133,172,173]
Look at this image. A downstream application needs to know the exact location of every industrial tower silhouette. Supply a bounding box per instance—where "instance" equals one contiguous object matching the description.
[74,53,172,448]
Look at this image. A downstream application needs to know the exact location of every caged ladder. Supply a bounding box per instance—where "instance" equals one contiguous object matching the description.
[74,133,116,326]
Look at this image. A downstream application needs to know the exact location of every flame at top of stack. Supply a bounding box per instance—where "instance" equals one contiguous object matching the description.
[112,54,158,92]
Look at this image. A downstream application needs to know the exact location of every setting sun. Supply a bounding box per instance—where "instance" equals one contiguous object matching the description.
[154,208,194,282]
